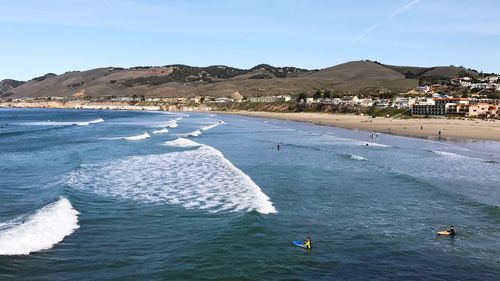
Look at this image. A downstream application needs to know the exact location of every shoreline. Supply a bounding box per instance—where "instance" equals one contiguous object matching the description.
[2,103,500,142]
[220,111,500,142]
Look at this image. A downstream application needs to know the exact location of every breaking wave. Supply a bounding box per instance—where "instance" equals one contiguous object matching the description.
[201,121,224,131]
[66,141,277,214]
[23,118,104,127]
[178,130,202,137]
[164,120,178,128]
[321,134,390,147]
[350,154,367,161]
[0,197,79,255]
[162,138,201,148]
[432,150,479,161]
[101,132,151,141]
[152,128,169,134]
[123,132,151,140]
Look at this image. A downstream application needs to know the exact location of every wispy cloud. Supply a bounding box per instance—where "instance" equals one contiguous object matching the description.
[348,23,380,45]
[389,0,420,18]
[348,0,421,45]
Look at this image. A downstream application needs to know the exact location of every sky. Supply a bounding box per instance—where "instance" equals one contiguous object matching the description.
[1,0,499,81]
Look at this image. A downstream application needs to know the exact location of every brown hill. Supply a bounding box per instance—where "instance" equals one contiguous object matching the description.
[0,79,24,97]
[302,61,418,91]
[419,66,478,78]
[5,61,465,99]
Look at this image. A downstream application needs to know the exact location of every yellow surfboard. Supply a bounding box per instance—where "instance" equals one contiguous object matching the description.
[437,231,450,236]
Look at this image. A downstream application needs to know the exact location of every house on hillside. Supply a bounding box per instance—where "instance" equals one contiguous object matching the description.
[374,99,390,108]
[415,86,430,93]
[485,76,499,83]
[214,97,234,103]
[459,77,472,87]
[249,96,288,103]
[471,83,489,90]
[392,97,415,109]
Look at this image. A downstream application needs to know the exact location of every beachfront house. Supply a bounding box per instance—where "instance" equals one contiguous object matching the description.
[412,98,468,116]
[392,97,415,109]
[214,97,234,103]
[468,103,494,117]
[374,99,390,108]
[248,96,289,103]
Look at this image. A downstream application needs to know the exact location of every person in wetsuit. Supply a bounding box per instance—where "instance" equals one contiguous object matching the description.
[448,225,455,236]
[303,237,312,249]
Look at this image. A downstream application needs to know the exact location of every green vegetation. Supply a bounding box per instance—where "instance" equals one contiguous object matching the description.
[313,90,322,100]
[32,73,56,82]
[296,93,307,102]
[367,107,410,117]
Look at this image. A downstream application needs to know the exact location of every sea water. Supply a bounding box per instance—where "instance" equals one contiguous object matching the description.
[0,108,499,280]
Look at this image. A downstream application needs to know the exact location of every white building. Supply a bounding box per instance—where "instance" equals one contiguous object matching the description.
[416,86,430,93]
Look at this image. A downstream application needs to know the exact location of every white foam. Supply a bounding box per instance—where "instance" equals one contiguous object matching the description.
[321,135,390,147]
[123,132,151,140]
[165,120,178,128]
[201,121,224,131]
[432,150,481,162]
[163,138,201,148]
[350,154,367,161]
[152,128,169,134]
[0,197,79,256]
[103,132,151,141]
[179,130,202,137]
[24,118,104,126]
[66,143,277,214]
[188,130,202,137]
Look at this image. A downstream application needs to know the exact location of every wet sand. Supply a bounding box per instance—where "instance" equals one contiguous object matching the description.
[225,111,500,142]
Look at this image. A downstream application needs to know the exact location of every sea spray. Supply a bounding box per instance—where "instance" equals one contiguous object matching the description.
[0,197,79,255]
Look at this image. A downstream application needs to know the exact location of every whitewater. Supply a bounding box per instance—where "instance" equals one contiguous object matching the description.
[1,108,499,280]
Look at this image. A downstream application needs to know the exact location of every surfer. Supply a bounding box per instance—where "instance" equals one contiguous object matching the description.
[447,225,456,236]
[303,237,312,250]
[276,144,280,150]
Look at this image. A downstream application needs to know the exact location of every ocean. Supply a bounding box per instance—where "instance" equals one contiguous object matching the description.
[0,108,499,280]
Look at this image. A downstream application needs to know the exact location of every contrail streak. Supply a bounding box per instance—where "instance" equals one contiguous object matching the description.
[348,0,421,45]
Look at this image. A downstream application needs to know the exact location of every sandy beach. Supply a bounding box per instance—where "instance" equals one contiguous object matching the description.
[226,111,500,142]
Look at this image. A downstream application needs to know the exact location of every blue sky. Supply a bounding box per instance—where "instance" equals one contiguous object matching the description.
[1,0,499,80]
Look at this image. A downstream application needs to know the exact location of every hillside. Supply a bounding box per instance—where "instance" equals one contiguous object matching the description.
[3,60,485,99]
[381,63,479,79]
[0,79,24,97]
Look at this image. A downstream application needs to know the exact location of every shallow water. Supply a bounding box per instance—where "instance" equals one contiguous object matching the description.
[1,108,499,280]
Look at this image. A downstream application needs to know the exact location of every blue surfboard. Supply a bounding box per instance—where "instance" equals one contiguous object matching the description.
[292,240,305,248]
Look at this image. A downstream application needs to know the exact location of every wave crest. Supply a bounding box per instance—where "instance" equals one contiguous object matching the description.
[163,138,201,147]
[152,128,169,134]
[0,197,79,255]
[350,154,367,161]
[23,118,104,127]
[67,141,277,214]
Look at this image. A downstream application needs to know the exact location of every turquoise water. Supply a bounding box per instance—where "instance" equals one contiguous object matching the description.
[1,108,499,280]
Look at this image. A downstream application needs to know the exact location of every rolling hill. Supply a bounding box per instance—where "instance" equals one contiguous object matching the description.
[1,60,485,99]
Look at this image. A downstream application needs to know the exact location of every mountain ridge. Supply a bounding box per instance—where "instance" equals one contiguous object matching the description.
[0,61,489,99]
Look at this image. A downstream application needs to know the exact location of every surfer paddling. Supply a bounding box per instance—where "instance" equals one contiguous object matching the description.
[303,237,312,250]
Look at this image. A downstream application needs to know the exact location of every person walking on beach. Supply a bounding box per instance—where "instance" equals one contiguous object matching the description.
[421,125,423,130]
